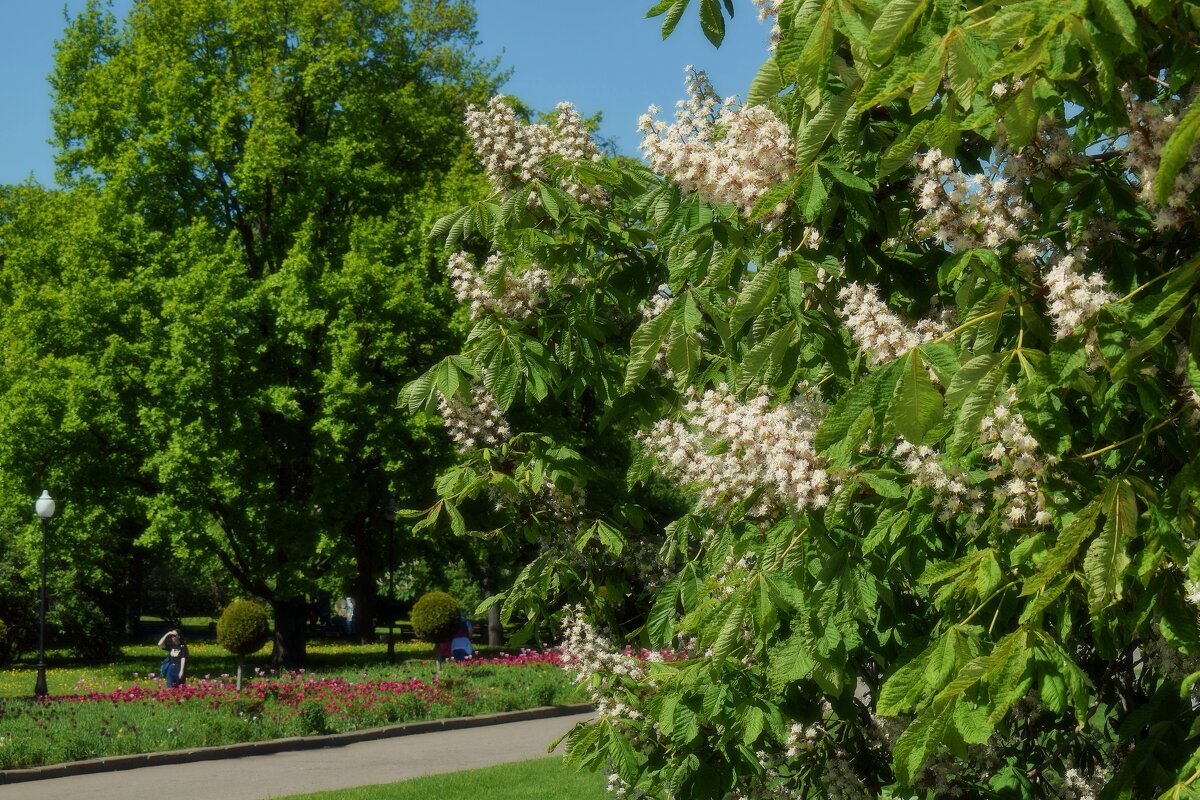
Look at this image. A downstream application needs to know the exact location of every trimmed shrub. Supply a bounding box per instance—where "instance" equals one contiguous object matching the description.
[410,591,460,643]
[216,600,270,656]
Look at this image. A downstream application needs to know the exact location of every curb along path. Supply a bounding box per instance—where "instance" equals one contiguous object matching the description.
[0,705,594,800]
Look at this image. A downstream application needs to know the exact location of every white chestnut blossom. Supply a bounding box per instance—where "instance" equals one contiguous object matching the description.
[894,438,985,533]
[912,149,1035,256]
[465,95,608,207]
[981,387,1053,529]
[836,283,949,365]
[1121,85,1200,230]
[560,605,648,719]
[1042,248,1115,339]
[447,251,551,320]
[1061,765,1108,800]
[639,68,794,223]
[438,383,511,452]
[754,0,783,50]
[1002,115,1084,182]
[641,384,835,518]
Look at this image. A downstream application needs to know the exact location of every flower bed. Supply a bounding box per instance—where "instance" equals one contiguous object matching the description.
[0,651,579,770]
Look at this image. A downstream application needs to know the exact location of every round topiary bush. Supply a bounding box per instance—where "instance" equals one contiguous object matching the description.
[217,600,270,689]
[217,600,270,656]
[410,591,461,643]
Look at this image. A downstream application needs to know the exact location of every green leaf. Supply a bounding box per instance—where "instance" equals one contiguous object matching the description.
[879,119,934,179]
[816,360,903,452]
[1155,98,1200,206]
[890,351,944,444]
[748,57,785,106]
[948,357,1006,456]
[868,0,931,64]
[623,312,673,392]
[1084,478,1137,610]
[731,260,782,334]
[1021,499,1103,597]
[699,0,726,46]
[795,88,858,168]
[1091,0,1140,49]
[661,0,692,38]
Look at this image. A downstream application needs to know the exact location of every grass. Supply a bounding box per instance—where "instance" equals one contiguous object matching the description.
[278,757,607,800]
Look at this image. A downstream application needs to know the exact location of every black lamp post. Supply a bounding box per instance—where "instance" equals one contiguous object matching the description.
[386,499,397,664]
[33,490,55,698]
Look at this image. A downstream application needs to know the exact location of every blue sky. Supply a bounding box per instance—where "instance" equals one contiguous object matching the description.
[0,1,771,186]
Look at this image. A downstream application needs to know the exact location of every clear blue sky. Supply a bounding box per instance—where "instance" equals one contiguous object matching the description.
[0,1,771,186]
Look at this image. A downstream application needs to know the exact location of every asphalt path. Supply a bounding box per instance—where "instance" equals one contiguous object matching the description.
[2,711,593,800]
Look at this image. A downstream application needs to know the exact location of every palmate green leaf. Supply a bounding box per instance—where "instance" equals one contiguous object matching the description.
[892,701,952,782]
[868,0,930,64]
[1021,498,1102,596]
[1084,478,1138,611]
[713,600,750,662]
[890,350,944,444]
[816,359,903,452]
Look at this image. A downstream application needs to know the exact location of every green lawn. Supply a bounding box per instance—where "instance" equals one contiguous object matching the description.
[278,757,607,800]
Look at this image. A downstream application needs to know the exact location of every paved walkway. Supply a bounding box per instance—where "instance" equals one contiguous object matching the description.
[2,712,593,800]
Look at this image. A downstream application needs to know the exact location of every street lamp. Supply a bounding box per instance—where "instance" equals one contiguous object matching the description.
[33,490,55,698]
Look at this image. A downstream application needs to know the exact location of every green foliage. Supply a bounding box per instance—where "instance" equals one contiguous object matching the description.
[216,600,271,657]
[0,0,498,664]
[410,591,461,643]
[408,0,1200,796]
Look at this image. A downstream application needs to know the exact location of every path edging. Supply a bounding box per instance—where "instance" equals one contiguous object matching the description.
[0,703,594,785]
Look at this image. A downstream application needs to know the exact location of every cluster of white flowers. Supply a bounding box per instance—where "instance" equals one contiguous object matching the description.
[641,385,834,518]
[1121,86,1200,230]
[836,283,949,365]
[981,387,1053,529]
[641,284,673,321]
[639,68,794,223]
[754,0,783,50]
[446,251,552,320]
[464,95,608,206]
[537,484,585,531]
[912,149,1035,255]
[437,383,511,452]
[1002,115,1083,182]
[606,771,643,800]
[560,605,647,705]
[1060,766,1108,800]
[894,438,985,533]
[1042,248,1115,340]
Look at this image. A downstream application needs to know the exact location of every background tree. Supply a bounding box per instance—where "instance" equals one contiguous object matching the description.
[411,0,1200,796]
[0,0,496,664]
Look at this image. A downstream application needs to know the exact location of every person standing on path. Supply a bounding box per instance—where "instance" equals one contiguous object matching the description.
[157,628,189,688]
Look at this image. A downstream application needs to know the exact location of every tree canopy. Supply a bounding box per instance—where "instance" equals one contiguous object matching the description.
[411,0,1200,796]
[0,0,497,663]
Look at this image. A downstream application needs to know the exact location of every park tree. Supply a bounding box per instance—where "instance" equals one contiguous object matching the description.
[409,0,1200,796]
[3,0,498,665]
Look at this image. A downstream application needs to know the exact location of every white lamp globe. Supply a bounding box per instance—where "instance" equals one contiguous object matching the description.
[35,490,56,520]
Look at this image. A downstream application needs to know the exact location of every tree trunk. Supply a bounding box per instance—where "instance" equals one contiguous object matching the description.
[271,597,308,669]
[236,657,244,691]
[352,519,378,644]
[488,603,503,646]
